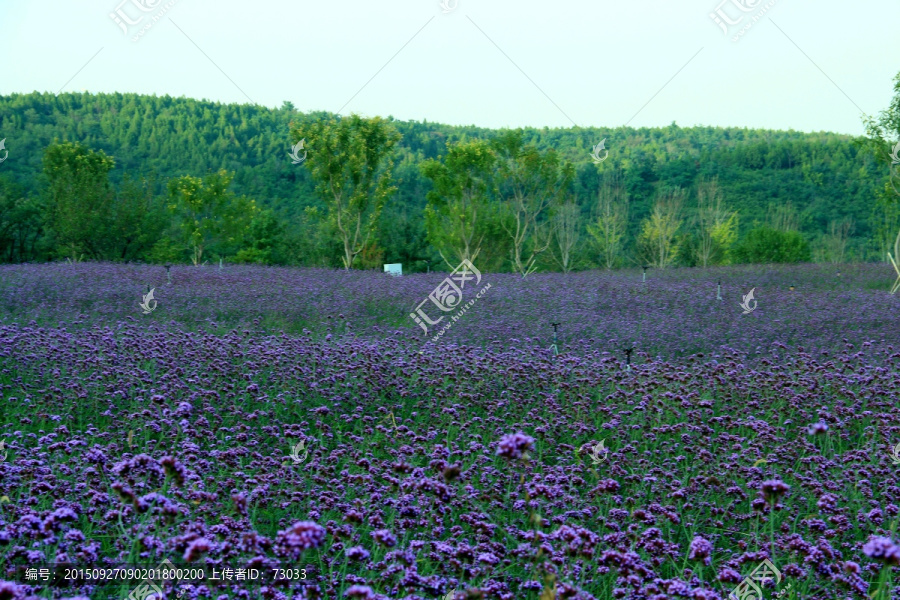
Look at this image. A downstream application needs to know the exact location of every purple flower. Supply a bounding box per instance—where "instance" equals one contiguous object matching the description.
[863,536,900,566]
[688,536,714,565]
[346,546,370,561]
[761,479,790,501]
[806,421,828,435]
[496,432,534,460]
[275,521,327,559]
[371,529,397,547]
[183,537,212,561]
[344,586,376,599]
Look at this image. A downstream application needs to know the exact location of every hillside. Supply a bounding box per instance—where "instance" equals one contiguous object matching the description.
[0,91,891,268]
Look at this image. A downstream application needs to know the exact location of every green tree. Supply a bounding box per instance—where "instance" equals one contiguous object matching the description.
[870,182,900,262]
[731,227,811,264]
[0,175,43,263]
[233,208,285,265]
[587,180,629,270]
[493,130,573,277]
[291,114,400,270]
[694,177,738,267]
[864,70,900,197]
[110,174,169,261]
[816,218,854,264]
[167,170,257,265]
[638,187,684,269]
[548,199,581,273]
[421,139,498,269]
[863,70,900,277]
[42,141,115,261]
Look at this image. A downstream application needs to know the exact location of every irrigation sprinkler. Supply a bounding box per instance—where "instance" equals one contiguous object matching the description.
[219,258,223,270]
[624,347,634,372]
[550,322,561,356]
[642,265,648,284]
[716,281,723,301]
[165,264,172,285]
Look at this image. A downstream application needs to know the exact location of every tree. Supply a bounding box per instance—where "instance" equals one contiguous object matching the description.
[638,187,684,269]
[167,170,257,265]
[291,114,400,270]
[109,174,168,261]
[493,130,572,277]
[694,177,738,267]
[586,178,629,270]
[864,70,900,272]
[819,218,854,264]
[42,141,116,261]
[0,176,43,263]
[766,201,801,232]
[870,182,900,262]
[421,139,497,269]
[731,227,810,264]
[864,70,900,197]
[548,199,581,273]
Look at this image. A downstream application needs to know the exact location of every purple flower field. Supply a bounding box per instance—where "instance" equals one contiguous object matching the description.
[1,262,899,599]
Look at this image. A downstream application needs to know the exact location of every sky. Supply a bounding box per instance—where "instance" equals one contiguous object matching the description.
[0,0,897,136]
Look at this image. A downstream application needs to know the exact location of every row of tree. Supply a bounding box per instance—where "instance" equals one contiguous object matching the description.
[0,134,846,272]
[0,74,898,271]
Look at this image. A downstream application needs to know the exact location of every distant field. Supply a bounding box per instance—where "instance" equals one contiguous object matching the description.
[1,263,899,599]
[1,261,898,360]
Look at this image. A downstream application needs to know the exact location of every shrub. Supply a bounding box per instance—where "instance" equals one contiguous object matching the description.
[731,227,810,264]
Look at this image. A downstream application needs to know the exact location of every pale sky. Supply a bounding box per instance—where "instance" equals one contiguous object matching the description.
[1,0,897,135]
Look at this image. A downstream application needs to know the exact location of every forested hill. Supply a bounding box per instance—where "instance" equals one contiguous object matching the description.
[0,91,891,268]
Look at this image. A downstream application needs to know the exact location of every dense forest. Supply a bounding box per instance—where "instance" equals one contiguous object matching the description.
[0,90,897,272]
